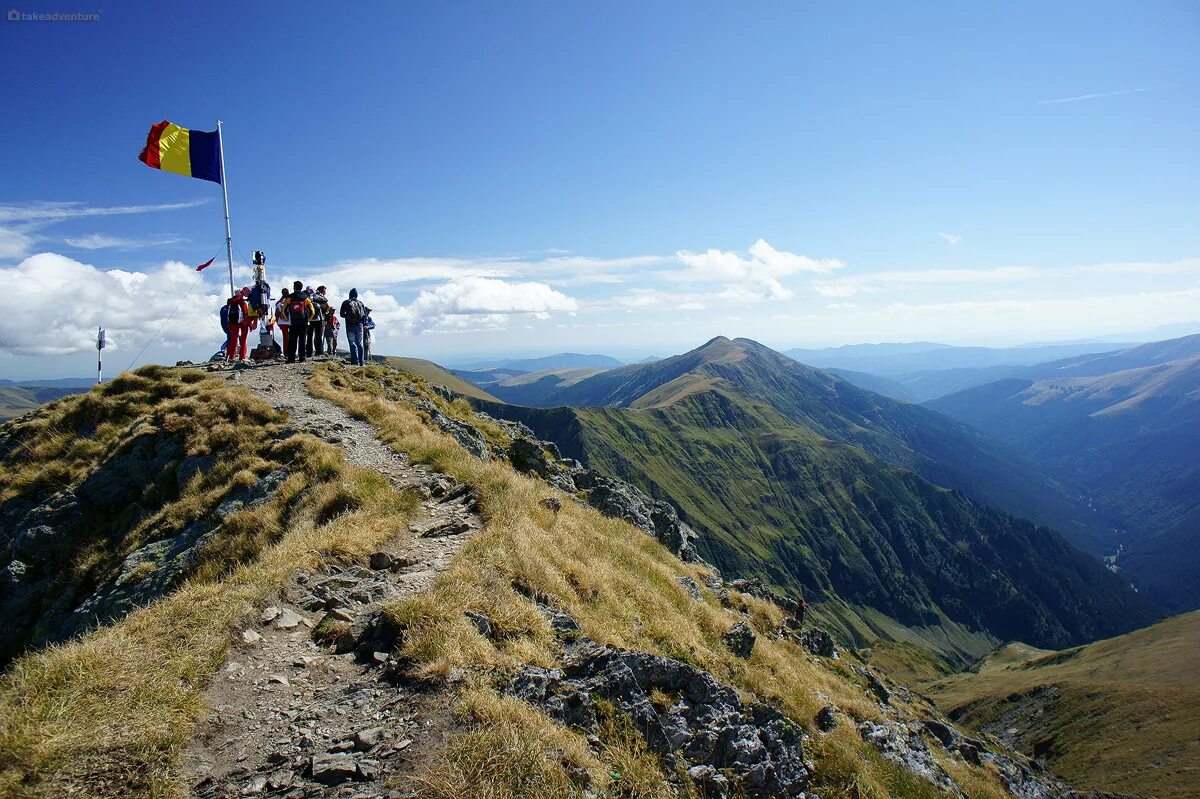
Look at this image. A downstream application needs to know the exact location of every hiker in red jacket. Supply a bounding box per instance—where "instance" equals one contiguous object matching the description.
[225,291,252,362]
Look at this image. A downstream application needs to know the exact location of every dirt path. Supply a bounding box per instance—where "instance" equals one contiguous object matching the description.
[186,359,478,799]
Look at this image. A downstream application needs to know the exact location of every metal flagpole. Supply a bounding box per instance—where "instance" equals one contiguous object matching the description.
[216,120,235,298]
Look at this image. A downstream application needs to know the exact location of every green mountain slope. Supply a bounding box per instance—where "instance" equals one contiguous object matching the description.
[508,336,1116,558]
[461,366,611,405]
[382,356,501,402]
[479,379,1162,661]
[928,610,1200,799]
[0,385,86,421]
[462,352,622,371]
[927,356,1200,610]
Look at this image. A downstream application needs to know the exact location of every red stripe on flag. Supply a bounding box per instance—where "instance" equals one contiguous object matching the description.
[196,257,215,272]
[138,120,169,169]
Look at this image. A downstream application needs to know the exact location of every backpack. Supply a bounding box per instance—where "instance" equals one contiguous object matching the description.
[219,304,231,333]
[287,297,309,322]
[228,301,243,326]
[249,281,270,310]
[343,299,365,326]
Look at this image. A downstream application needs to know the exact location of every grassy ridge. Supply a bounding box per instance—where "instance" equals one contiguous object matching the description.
[928,611,1200,799]
[382,356,502,402]
[0,367,419,797]
[488,384,1161,659]
[310,362,1022,799]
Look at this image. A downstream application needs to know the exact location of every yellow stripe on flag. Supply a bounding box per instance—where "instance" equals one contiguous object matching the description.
[158,123,192,177]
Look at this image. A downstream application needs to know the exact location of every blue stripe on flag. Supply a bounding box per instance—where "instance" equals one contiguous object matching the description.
[188,129,222,184]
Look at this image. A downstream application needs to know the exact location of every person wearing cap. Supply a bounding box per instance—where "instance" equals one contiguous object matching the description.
[339,288,368,366]
[309,285,331,358]
[284,280,317,363]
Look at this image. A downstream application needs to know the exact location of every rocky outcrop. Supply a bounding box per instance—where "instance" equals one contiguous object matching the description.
[0,420,291,664]
[860,719,963,796]
[0,424,227,662]
[572,467,700,561]
[509,640,809,798]
[68,470,290,640]
[793,627,838,658]
[723,620,756,658]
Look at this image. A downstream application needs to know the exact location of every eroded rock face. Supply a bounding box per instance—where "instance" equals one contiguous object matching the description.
[793,627,838,659]
[723,621,756,658]
[66,470,291,641]
[860,720,963,796]
[0,454,290,663]
[509,641,809,798]
[0,426,191,661]
[571,468,699,562]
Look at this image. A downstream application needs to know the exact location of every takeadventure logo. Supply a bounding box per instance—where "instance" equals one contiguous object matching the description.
[7,8,102,21]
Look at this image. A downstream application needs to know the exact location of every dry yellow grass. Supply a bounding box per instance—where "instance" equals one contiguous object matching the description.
[309,362,1019,799]
[928,611,1200,799]
[0,368,419,798]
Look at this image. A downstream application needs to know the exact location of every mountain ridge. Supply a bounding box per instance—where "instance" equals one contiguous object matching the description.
[487,335,1118,558]
[927,354,1200,610]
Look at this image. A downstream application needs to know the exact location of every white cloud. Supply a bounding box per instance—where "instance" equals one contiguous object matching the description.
[0,228,34,260]
[0,199,211,224]
[612,285,771,311]
[938,232,962,245]
[679,239,840,280]
[395,276,578,334]
[674,238,842,302]
[307,253,670,291]
[0,253,224,356]
[65,233,189,250]
[0,199,212,262]
[316,257,511,288]
[811,258,1200,298]
[825,302,857,310]
[1039,86,1153,105]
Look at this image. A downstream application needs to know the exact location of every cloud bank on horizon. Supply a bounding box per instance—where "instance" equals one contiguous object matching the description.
[2,234,1198,364]
[1,200,1198,364]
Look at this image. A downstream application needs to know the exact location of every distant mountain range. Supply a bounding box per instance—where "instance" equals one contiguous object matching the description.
[0,384,89,421]
[785,340,1134,377]
[807,336,1198,402]
[454,367,608,406]
[469,336,1161,660]
[927,339,1200,611]
[459,352,624,372]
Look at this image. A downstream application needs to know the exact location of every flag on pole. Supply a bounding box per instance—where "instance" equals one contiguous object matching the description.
[138,121,222,184]
[196,257,215,272]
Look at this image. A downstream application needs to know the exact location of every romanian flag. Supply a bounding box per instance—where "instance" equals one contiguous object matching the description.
[138,121,222,184]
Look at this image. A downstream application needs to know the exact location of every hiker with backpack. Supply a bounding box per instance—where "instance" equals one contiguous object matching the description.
[275,287,291,358]
[307,285,330,358]
[340,288,368,366]
[284,280,317,363]
[324,305,340,355]
[362,308,375,362]
[224,290,252,362]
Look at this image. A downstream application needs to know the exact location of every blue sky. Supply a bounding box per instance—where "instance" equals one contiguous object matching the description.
[2,1,1198,378]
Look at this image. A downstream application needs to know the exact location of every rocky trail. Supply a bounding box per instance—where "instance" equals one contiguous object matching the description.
[186,359,481,798]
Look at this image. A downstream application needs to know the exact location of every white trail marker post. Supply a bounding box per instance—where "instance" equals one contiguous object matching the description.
[96,326,106,384]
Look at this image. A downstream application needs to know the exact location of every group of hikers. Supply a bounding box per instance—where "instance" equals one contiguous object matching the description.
[220,283,375,366]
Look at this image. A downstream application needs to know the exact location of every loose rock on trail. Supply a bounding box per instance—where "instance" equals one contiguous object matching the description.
[186,359,482,798]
